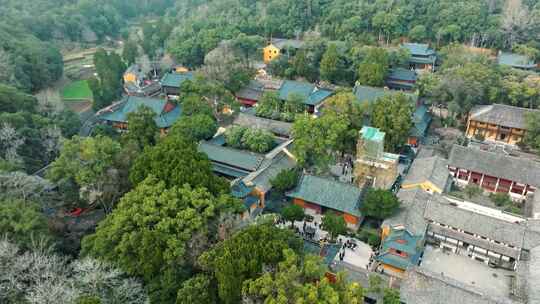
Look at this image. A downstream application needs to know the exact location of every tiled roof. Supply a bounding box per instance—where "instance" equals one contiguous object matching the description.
[403,156,449,191]
[161,72,195,88]
[235,80,264,101]
[278,80,333,106]
[353,84,418,106]
[383,188,432,235]
[378,228,424,270]
[287,175,363,217]
[498,52,536,69]
[469,104,539,130]
[402,43,436,57]
[423,197,527,248]
[448,145,540,188]
[198,142,265,173]
[270,38,304,50]
[246,152,296,193]
[233,113,292,137]
[387,68,418,82]
[401,267,518,304]
[98,96,181,128]
[410,105,432,138]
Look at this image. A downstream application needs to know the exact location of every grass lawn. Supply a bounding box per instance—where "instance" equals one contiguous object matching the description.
[62,80,93,101]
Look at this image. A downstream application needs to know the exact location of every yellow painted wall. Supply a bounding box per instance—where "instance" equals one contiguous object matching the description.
[123,72,137,84]
[401,181,442,194]
[263,44,280,63]
[382,264,406,276]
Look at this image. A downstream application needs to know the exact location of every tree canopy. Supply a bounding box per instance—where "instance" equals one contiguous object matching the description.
[82,176,242,303]
[361,189,401,220]
[370,93,413,152]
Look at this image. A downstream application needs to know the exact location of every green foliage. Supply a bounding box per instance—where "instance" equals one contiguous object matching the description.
[525,112,540,155]
[199,224,303,304]
[243,249,365,304]
[82,176,242,303]
[292,113,350,169]
[357,228,381,247]
[224,126,276,153]
[357,47,389,87]
[122,40,139,65]
[281,204,305,225]
[464,184,483,199]
[241,128,276,153]
[170,114,218,142]
[322,212,347,240]
[322,91,366,138]
[0,84,37,113]
[61,80,94,100]
[0,199,51,249]
[361,189,400,220]
[129,133,229,196]
[47,135,125,210]
[176,274,216,304]
[90,49,126,110]
[270,168,300,194]
[76,296,101,304]
[371,93,413,152]
[383,288,401,304]
[490,193,512,207]
[320,44,343,83]
[122,105,159,149]
[255,92,284,120]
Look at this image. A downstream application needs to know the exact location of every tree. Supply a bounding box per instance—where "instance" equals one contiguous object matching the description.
[242,249,365,303]
[371,93,413,152]
[0,199,51,249]
[255,92,282,120]
[281,92,305,121]
[199,224,303,304]
[169,114,218,142]
[322,212,347,240]
[490,193,512,207]
[122,105,158,149]
[82,176,242,303]
[464,184,483,198]
[320,43,342,83]
[47,135,125,212]
[241,128,276,153]
[524,112,540,154]
[383,288,401,304]
[176,274,216,304]
[357,47,389,87]
[225,126,247,148]
[129,133,229,196]
[409,25,428,42]
[122,39,139,65]
[0,239,148,304]
[281,204,305,227]
[361,189,400,220]
[270,168,300,195]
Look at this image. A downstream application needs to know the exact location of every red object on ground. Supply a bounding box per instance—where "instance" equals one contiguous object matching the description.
[69,208,84,217]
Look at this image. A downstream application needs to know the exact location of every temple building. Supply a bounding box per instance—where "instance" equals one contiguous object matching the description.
[354,126,399,190]
[401,43,437,72]
[465,104,540,145]
[287,174,364,229]
[161,71,195,97]
[401,155,450,194]
[448,145,540,201]
[277,80,333,114]
[377,227,424,278]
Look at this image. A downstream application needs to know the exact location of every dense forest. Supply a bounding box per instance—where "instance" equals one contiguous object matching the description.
[1,0,540,303]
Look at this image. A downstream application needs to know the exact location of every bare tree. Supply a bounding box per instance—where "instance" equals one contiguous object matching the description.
[500,0,531,48]
[35,89,64,114]
[0,123,24,164]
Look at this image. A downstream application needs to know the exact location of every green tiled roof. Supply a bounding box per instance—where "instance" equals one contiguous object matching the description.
[198,142,265,172]
[410,105,432,138]
[498,52,536,69]
[361,126,385,143]
[278,80,333,106]
[287,175,363,217]
[402,43,435,57]
[353,85,418,107]
[161,72,195,88]
[387,68,417,82]
[377,228,424,270]
[98,96,181,128]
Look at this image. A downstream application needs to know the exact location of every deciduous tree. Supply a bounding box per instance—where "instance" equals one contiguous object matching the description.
[361,189,400,220]
[371,93,413,152]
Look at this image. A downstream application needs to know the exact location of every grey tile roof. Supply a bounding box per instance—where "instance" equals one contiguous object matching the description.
[423,197,527,248]
[383,188,432,235]
[469,104,540,130]
[448,145,540,188]
[198,142,265,172]
[270,38,304,50]
[353,84,419,106]
[403,156,450,191]
[401,267,519,304]
[233,113,292,137]
[244,151,296,193]
[235,80,264,101]
[286,175,363,217]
